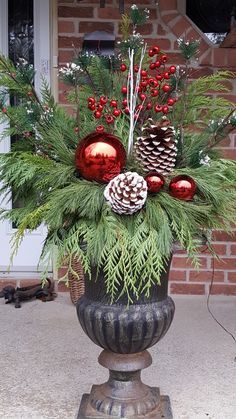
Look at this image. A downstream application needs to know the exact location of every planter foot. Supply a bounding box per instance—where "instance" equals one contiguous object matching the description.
[77,350,173,419]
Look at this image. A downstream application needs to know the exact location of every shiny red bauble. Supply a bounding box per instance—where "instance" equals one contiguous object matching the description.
[75,132,126,183]
[145,172,165,194]
[169,175,196,201]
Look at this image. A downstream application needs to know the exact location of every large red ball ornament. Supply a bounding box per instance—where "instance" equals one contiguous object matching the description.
[75,132,126,183]
[169,175,196,201]
[145,172,165,194]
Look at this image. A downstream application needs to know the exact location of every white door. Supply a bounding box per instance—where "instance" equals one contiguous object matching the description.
[0,0,52,277]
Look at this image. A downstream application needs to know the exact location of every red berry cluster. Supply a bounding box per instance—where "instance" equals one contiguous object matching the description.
[120,46,177,115]
[87,96,122,128]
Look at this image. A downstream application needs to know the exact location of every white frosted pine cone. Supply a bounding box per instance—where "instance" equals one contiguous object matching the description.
[104,171,147,215]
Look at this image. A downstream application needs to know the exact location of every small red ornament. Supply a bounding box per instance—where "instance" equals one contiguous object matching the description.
[141,70,148,78]
[156,74,163,81]
[97,104,104,112]
[146,102,152,110]
[145,172,165,194]
[27,90,33,97]
[75,132,126,183]
[124,107,130,114]
[74,127,79,133]
[88,103,96,111]
[121,86,127,94]
[155,60,161,68]
[148,78,158,88]
[163,72,170,79]
[141,80,148,88]
[122,99,128,107]
[2,107,7,113]
[134,65,139,73]
[154,105,162,113]
[120,63,127,72]
[169,175,196,201]
[139,93,147,101]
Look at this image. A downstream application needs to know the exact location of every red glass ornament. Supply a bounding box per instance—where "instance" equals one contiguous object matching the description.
[124,107,130,114]
[156,74,163,81]
[169,175,196,201]
[146,102,152,110]
[121,86,127,94]
[97,104,104,112]
[120,63,127,72]
[122,99,128,107]
[163,72,170,79]
[148,48,155,57]
[75,132,126,183]
[139,93,147,101]
[141,70,148,78]
[155,60,161,68]
[148,78,158,88]
[134,65,139,73]
[141,80,148,88]
[88,104,96,111]
[145,172,165,194]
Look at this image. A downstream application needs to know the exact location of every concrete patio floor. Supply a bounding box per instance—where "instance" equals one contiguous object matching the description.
[0,293,235,419]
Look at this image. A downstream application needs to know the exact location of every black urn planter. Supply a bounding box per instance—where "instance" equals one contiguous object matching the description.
[76,258,175,418]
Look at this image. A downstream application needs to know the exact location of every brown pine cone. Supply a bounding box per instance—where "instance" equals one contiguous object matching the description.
[135,118,177,174]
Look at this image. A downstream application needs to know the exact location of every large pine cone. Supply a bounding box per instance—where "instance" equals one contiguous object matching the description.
[135,119,177,174]
[104,172,147,215]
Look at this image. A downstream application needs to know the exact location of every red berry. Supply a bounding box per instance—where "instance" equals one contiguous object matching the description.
[136,104,144,112]
[134,65,139,73]
[110,100,118,108]
[99,96,107,105]
[152,46,160,54]
[106,115,114,124]
[120,63,127,72]
[155,60,161,68]
[96,125,105,133]
[140,80,148,88]
[167,98,175,106]
[121,86,127,94]
[97,104,104,112]
[149,62,156,70]
[141,69,148,78]
[163,72,170,79]
[148,78,158,88]
[113,109,121,117]
[94,110,102,119]
[148,49,155,57]
[88,96,95,104]
[151,89,159,97]
[162,84,171,93]
[139,93,147,101]
[162,105,169,114]
[154,105,163,113]
[146,102,152,110]
[169,65,176,74]
[122,99,128,107]
[161,54,168,63]
[88,104,96,111]
[124,107,130,114]
[156,74,163,81]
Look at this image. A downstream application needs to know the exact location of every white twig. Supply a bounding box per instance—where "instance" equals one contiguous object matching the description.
[127,45,147,157]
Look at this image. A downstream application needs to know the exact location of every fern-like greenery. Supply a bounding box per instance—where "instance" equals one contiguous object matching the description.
[0,7,236,301]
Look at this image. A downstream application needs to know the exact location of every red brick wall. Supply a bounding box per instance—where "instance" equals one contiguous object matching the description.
[57,0,236,296]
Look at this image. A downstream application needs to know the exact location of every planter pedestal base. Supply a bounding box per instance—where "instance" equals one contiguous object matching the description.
[77,350,173,419]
